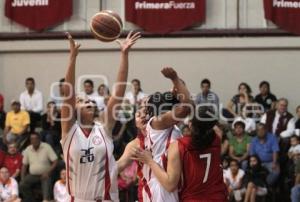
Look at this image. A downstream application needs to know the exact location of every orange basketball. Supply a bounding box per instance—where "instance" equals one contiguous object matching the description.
[90,10,123,42]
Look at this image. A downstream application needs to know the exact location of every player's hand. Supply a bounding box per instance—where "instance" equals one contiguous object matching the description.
[161,67,178,81]
[116,31,141,53]
[132,149,153,164]
[66,32,81,57]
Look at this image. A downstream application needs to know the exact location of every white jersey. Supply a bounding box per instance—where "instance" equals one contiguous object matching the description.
[54,180,70,202]
[61,122,119,202]
[141,117,182,202]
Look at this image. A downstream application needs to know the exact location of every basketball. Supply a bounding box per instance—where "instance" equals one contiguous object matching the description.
[90,10,123,42]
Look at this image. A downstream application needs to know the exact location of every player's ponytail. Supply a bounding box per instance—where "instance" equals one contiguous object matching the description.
[191,107,218,150]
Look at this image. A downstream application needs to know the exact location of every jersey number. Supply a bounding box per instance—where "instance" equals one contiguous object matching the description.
[199,153,211,183]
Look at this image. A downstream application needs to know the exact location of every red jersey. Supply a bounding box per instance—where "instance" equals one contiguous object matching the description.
[178,135,227,202]
[3,153,23,176]
[136,133,146,202]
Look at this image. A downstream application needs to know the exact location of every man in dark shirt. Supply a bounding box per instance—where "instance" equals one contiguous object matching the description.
[255,81,277,112]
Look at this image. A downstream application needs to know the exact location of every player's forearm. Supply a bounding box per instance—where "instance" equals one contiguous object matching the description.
[114,52,128,99]
[148,160,177,192]
[172,78,190,104]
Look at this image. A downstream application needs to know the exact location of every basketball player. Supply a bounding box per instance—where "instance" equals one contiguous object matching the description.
[119,67,191,202]
[134,107,228,202]
[61,31,141,202]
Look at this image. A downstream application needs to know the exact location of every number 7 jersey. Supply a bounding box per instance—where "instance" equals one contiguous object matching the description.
[177,135,228,202]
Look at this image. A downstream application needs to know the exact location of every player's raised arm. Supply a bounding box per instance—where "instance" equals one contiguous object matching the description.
[151,67,191,130]
[61,33,81,141]
[102,31,141,132]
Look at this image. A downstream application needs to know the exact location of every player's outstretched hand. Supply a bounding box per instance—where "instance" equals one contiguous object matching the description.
[66,32,81,57]
[161,67,178,81]
[116,31,141,53]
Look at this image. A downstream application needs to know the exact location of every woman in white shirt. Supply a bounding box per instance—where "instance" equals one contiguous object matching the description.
[53,169,69,202]
[0,167,21,202]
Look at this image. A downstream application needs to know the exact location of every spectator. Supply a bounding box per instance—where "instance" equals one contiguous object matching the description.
[291,174,300,202]
[295,105,300,131]
[243,155,268,202]
[3,143,22,179]
[20,132,58,202]
[225,82,253,120]
[255,81,277,112]
[195,78,219,115]
[214,123,229,156]
[3,101,30,146]
[250,123,280,186]
[261,98,295,139]
[229,121,251,170]
[96,83,110,111]
[181,124,191,136]
[19,77,43,132]
[232,116,256,136]
[80,79,106,110]
[0,93,6,131]
[41,101,61,152]
[0,167,21,202]
[53,169,69,202]
[223,159,245,202]
[51,78,65,110]
[0,149,5,167]
[288,135,300,178]
[125,79,147,106]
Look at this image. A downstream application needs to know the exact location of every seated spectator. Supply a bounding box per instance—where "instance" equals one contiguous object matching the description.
[125,79,147,106]
[254,81,277,112]
[0,167,21,202]
[20,132,58,202]
[288,135,300,178]
[232,116,256,136]
[0,149,5,167]
[243,155,268,202]
[223,159,245,202]
[96,83,110,111]
[195,78,219,115]
[51,78,65,111]
[181,124,191,136]
[3,101,30,146]
[41,101,61,152]
[225,82,253,121]
[295,105,300,132]
[19,77,43,133]
[3,143,22,180]
[118,161,138,202]
[291,173,300,202]
[261,98,295,139]
[0,93,6,131]
[229,121,251,170]
[53,169,69,202]
[250,123,280,186]
[214,123,229,156]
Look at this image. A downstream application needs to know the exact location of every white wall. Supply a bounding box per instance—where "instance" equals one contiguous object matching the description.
[0,37,300,115]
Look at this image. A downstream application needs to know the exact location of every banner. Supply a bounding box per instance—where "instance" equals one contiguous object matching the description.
[125,0,206,34]
[5,0,72,31]
[264,0,300,35]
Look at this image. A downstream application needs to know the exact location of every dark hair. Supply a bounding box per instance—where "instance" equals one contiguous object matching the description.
[25,77,35,84]
[201,79,211,87]
[190,106,218,150]
[84,79,94,87]
[47,101,56,107]
[132,79,142,92]
[229,159,240,167]
[256,123,266,129]
[234,121,246,130]
[248,154,262,168]
[98,84,110,96]
[59,78,65,83]
[30,132,41,139]
[259,81,270,90]
[238,82,252,94]
[145,91,180,119]
[291,135,300,141]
